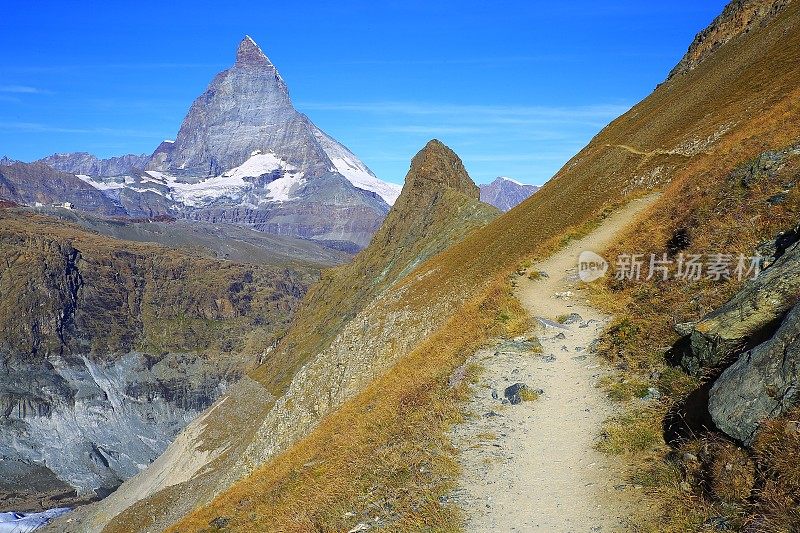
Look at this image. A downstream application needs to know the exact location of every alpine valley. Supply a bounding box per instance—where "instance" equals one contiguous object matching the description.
[4,1,800,532]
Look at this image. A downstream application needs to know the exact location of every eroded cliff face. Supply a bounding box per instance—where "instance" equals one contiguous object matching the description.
[0,211,316,503]
[667,0,790,80]
[1,353,223,500]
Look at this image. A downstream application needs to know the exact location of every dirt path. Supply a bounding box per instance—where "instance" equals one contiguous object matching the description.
[605,143,693,159]
[451,195,658,532]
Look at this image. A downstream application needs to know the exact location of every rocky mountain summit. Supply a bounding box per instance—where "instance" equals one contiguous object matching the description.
[479,177,539,211]
[10,36,401,250]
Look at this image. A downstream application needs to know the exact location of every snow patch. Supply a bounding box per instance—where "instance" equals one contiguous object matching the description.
[142,152,303,207]
[311,126,402,205]
[329,156,401,205]
[498,176,525,186]
[76,174,128,191]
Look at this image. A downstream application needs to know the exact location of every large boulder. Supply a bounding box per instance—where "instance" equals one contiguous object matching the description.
[683,241,800,375]
[709,303,800,445]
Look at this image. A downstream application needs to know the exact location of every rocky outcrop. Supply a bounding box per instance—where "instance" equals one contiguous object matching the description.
[479,177,540,211]
[682,241,800,375]
[709,302,800,444]
[38,152,149,177]
[667,0,789,80]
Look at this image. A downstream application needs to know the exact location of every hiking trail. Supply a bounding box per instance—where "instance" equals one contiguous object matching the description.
[451,195,658,532]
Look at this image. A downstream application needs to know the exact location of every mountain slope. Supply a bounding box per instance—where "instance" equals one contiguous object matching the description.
[41,2,800,530]
[479,177,540,211]
[667,0,789,80]
[0,162,126,216]
[59,140,498,533]
[33,208,351,266]
[142,2,800,531]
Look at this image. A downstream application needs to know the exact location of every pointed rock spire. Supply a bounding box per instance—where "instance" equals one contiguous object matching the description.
[404,139,480,199]
[236,35,273,67]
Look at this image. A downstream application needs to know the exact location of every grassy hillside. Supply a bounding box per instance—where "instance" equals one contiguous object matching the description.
[251,140,500,393]
[0,210,318,369]
[159,2,800,531]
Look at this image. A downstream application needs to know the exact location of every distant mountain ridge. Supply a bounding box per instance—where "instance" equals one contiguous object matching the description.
[479,176,539,211]
[39,152,149,177]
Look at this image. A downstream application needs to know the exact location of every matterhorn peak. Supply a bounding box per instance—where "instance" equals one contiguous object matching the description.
[236,35,274,67]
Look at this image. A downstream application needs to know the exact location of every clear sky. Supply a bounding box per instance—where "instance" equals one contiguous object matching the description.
[0,1,727,186]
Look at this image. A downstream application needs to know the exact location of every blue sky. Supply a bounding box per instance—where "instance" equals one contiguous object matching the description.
[0,1,727,186]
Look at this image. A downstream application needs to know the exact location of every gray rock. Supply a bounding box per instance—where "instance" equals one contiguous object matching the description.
[756,222,800,269]
[767,192,789,205]
[537,317,568,330]
[210,516,230,529]
[709,303,800,445]
[503,383,537,405]
[562,313,583,325]
[674,321,697,337]
[497,336,542,353]
[555,332,567,340]
[643,387,661,401]
[684,241,800,375]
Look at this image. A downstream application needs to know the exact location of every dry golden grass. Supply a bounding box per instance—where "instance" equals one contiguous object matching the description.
[167,281,527,532]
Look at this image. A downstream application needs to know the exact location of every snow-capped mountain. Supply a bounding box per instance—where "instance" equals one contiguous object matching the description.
[479,176,540,211]
[145,36,400,206]
[24,36,401,250]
